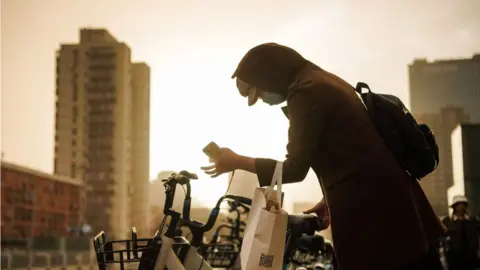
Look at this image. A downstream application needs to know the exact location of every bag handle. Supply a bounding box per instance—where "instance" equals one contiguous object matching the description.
[264,162,283,208]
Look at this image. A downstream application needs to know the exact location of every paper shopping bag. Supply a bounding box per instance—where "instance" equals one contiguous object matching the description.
[240,162,288,270]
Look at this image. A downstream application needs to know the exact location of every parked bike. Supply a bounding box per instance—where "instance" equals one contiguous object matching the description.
[92,170,335,270]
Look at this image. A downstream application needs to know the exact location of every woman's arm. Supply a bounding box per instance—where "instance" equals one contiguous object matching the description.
[254,90,328,187]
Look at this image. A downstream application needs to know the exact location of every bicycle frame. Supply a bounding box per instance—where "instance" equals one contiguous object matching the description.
[154,235,185,270]
[182,246,212,270]
[181,197,248,270]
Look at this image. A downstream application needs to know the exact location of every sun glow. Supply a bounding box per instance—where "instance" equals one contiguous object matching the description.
[149,47,294,207]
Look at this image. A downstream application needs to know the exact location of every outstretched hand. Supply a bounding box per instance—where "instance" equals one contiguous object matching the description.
[201,147,241,178]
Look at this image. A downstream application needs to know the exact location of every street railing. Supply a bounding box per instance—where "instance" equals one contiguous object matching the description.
[1,250,96,270]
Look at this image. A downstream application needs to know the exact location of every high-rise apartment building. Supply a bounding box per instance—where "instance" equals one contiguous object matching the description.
[131,63,151,237]
[54,29,150,239]
[448,124,480,217]
[409,54,480,215]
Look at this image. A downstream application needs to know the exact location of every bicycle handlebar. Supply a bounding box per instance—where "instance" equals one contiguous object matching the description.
[162,170,198,213]
[161,171,199,237]
[228,200,251,214]
[162,170,252,233]
[183,194,251,232]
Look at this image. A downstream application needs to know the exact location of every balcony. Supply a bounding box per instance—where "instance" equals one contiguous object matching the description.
[86,70,115,80]
[85,46,116,59]
[88,63,116,70]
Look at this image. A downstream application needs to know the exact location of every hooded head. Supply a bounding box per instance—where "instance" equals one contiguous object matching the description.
[231,43,312,106]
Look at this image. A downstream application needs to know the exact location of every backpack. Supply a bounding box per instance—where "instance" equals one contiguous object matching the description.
[354,82,439,180]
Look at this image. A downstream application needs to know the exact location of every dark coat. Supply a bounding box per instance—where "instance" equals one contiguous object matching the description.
[233,43,446,270]
[442,215,480,253]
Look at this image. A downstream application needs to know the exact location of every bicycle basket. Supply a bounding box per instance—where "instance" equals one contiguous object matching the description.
[93,227,191,270]
[93,229,155,270]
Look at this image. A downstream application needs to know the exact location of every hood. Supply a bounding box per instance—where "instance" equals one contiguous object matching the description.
[231,43,315,96]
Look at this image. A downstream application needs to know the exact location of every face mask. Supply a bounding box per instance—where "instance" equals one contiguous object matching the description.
[236,78,259,106]
[261,92,285,105]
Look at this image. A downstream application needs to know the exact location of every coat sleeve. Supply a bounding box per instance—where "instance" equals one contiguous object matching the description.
[255,88,329,187]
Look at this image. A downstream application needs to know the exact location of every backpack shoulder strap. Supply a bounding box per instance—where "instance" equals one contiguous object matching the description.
[355,82,371,94]
[355,82,375,116]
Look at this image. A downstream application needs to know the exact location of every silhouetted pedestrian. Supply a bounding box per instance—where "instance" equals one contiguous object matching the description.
[442,195,480,270]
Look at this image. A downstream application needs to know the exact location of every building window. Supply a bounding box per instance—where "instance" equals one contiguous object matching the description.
[24,191,35,204]
[72,106,77,123]
[5,188,13,204]
[72,85,77,101]
[71,164,76,179]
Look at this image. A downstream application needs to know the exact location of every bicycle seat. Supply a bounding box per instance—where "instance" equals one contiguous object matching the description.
[296,234,325,253]
[288,214,325,236]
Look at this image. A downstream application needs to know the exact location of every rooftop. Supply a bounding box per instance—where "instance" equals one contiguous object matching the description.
[411,54,480,65]
[1,161,83,186]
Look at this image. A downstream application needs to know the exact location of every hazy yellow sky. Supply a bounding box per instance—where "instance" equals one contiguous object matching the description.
[1,0,479,207]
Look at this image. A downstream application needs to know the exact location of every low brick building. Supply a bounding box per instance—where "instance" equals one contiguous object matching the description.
[1,161,85,240]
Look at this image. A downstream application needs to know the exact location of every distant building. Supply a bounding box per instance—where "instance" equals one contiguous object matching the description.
[415,107,470,215]
[54,28,150,239]
[448,124,480,217]
[409,54,480,121]
[149,205,163,235]
[409,54,479,215]
[1,161,84,239]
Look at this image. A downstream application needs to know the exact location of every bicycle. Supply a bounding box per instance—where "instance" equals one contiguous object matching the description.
[183,200,248,246]
[171,171,252,269]
[283,215,332,270]
[93,170,334,270]
[219,200,249,243]
[92,171,193,270]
